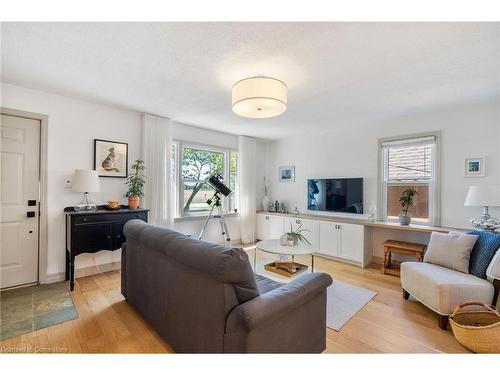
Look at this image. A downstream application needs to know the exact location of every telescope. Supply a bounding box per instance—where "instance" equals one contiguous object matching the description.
[198,174,232,242]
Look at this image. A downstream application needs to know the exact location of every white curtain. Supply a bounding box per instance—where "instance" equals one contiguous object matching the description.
[238,136,257,244]
[141,113,173,227]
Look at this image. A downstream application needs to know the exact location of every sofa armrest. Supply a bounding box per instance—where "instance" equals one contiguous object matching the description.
[486,248,500,282]
[226,272,332,332]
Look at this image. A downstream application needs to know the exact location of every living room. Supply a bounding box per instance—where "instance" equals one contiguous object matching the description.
[1,1,500,372]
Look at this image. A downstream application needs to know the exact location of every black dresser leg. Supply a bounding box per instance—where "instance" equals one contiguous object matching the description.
[70,255,75,291]
[65,250,70,281]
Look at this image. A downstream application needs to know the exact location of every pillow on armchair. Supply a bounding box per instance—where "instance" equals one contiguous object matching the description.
[468,230,500,279]
[423,231,478,273]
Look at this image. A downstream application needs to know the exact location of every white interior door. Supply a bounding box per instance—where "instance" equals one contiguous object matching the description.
[1,114,40,288]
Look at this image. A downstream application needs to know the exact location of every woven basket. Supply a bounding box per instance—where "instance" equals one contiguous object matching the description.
[449,301,500,353]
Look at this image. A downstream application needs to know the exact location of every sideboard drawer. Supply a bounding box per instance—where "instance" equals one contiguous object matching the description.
[72,212,147,224]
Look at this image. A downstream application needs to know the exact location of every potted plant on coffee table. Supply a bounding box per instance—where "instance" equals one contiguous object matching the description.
[280,223,311,246]
[399,187,418,225]
[125,159,145,209]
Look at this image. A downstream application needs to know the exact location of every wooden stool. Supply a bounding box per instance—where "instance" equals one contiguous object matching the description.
[382,240,426,276]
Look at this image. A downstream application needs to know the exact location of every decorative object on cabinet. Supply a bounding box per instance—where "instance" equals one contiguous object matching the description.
[279,201,288,214]
[398,187,418,225]
[94,139,128,178]
[72,169,99,211]
[464,185,500,231]
[368,200,377,222]
[279,165,295,182]
[106,200,120,209]
[64,206,149,291]
[262,176,270,212]
[125,160,146,209]
[465,157,485,177]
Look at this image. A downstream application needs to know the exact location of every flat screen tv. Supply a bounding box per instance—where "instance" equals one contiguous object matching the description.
[307,178,363,214]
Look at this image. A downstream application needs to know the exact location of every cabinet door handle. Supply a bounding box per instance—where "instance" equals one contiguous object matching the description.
[117,235,121,238]
[107,235,111,239]
[83,218,87,222]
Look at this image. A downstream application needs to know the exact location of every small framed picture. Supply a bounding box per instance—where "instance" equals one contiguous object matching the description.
[279,165,295,182]
[465,157,485,177]
[94,139,128,178]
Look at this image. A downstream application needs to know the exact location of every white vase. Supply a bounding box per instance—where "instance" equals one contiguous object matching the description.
[262,196,270,211]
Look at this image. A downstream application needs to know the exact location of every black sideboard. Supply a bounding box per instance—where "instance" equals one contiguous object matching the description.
[65,206,148,291]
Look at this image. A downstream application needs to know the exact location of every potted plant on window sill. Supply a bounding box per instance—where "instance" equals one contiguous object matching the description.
[125,159,145,209]
[399,187,418,225]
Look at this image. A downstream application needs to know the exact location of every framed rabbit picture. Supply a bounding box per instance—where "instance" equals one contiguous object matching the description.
[94,139,128,178]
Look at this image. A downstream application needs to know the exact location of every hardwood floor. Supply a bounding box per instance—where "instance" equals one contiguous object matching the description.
[0,251,469,353]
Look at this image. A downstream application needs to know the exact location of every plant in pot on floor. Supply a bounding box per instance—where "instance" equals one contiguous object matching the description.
[399,187,418,225]
[125,159,145,209]
[280,223,311,246]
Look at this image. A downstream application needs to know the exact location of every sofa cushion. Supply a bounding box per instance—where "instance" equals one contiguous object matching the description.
[467,230,500,279]
[401,262,494,315]
[255,274,283,294]
[423,231,478,273]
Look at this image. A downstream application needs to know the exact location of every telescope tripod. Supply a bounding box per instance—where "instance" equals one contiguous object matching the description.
[198,191,231,243]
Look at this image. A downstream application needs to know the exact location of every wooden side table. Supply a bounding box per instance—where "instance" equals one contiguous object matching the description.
[382,240,426,276]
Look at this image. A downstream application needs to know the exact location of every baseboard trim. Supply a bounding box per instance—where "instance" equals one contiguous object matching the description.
[45,261,121,284]
[46,272,66,283]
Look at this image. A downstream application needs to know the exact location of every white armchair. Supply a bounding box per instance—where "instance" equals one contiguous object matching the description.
[401,248,500,330]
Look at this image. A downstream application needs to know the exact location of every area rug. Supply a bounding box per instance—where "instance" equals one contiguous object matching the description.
[327,280,377,331]
[0,281,78,341]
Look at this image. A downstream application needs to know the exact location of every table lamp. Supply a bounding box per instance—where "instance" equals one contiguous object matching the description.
[464,185,500,231]
[72,169,100,211]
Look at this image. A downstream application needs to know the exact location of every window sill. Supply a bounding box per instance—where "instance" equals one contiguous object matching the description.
[173,212,240,223]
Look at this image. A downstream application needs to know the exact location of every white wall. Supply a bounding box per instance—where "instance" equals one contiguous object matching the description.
[267,97,500,259]
[1,83,259,281]
[1,83,142,279]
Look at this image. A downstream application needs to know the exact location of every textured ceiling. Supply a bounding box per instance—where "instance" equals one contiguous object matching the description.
[1,22,499,139]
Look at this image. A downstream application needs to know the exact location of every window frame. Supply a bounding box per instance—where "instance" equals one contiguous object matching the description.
[172,140,238,218]
[377,132,441,226]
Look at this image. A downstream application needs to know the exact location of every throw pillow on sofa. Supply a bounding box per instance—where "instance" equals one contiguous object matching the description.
[468,230,500,279]
[423,231,478,273]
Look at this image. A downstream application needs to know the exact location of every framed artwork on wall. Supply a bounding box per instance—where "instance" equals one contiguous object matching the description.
[464,157,485,177]
[94,139,128,178]
[279,165,295,182]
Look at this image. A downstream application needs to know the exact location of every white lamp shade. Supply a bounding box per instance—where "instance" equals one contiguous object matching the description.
[232,77,287,118]
[464,185,500,207]
[72,169,100,193]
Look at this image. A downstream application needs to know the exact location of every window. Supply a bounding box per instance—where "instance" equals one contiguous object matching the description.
[171,142,238,217]
[380,134,439,224]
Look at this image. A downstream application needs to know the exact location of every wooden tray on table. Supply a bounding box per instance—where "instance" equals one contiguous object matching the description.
[264,261,308,277]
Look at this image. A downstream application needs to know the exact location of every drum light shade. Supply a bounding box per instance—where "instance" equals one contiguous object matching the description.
[232,77,287,118]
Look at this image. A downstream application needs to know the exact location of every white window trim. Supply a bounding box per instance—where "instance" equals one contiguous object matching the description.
[377,131,441,226]
[173,140,238,218]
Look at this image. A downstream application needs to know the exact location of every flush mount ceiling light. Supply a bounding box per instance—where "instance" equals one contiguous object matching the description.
[232,76,287,118]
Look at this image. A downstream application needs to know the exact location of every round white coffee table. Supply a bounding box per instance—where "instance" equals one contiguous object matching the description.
[255,239,317,273]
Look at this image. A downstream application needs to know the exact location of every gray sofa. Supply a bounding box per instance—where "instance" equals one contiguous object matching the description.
[121,220,333,353]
